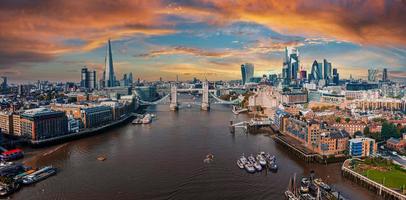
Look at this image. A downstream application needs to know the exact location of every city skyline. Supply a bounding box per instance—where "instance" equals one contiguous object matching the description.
[1,0,406,83]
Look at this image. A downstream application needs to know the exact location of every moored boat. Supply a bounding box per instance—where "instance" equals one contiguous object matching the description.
[236,160,244,169]
[253,162,262,171]
[22,166,57,185]
[244,162,255,173]
[256,154,267,166]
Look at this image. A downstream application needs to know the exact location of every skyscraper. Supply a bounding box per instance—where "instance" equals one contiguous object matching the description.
[81,67,97,90]
[382,68,388,82]
[323,59,332,81]
[128,72,133,87]
[241,63,254,85]
[0,76,7,94]
[310,60,323,81]
[104,39,116,87]
[368,69,378,82]
[282,47,299,85]
[333,68,340,85]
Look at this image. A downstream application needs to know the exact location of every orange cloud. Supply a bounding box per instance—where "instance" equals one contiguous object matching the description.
[179,0,406,47]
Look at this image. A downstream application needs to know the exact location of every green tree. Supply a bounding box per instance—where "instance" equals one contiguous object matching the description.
[345,118,350,123]
[381,121,397,140]
[335,117,341,123]
[363,126,370,135]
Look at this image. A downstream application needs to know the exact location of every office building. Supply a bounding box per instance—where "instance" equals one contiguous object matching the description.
[12,114,21,136]
[0,77,7,94]
[81,67,97,90]
[332,68,339,85]
[20,108,69,141]
[310,60,323,81]
[368,69,378,82]
[382,68,388,82]
[282,47,299,84]
[80,106,113,129]
[0,112,13,135]
[349,137,377,157]
[323,59,332,82]
[300,70,307,80]
[104,39,116,87]
[241,63,254,85]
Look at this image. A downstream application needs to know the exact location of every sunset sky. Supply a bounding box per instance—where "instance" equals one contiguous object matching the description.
[1,0,406,83]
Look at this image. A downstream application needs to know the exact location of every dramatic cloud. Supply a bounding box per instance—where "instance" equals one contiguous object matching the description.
[173,0,406,46]
[134,46,232,58]
[0,0,405,81]
[0,0,175,65]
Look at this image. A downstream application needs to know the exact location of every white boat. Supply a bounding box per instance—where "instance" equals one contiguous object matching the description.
[248,155,256,163]
[236,160,244,169]
[244,162,256,173]
[142,114,152,124]
[254,162,262,171]
[256,154,267,166]
[239,156,248,164]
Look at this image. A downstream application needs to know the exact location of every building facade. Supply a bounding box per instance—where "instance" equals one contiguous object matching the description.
[349,137,377,157]
[80,106,113,129]
[241,63,254,85]
[20,108,69,141]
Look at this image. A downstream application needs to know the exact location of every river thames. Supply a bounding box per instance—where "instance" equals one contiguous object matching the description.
[12,101,377,199]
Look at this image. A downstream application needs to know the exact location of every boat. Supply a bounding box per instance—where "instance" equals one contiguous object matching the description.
[14,169,36,181]
[300,193,315,200]
[22,166,57,185]
[313,178,331,191]
[244,162,256,173]
[256,154,267,166]
[142,114,152,124]
[236,160,244,169]
[97,156,107,161]
[248,155,256,163]
[239,156,248,164]
[284,191,299,200]
[132,118,142,124]
[253,162,262,171]
[301,177,310,185]
[269,162,278,171]
[300,185,309,193]
[0,149,24,161]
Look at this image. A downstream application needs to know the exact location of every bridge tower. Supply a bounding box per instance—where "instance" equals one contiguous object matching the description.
[170,84,178,111]
[201,81,210,111]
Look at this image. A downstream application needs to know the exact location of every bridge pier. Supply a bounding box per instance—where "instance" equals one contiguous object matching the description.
[201,81,210,111]
[170,84,178,111]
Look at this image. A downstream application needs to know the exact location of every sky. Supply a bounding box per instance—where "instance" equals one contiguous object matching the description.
[1,0,406,83]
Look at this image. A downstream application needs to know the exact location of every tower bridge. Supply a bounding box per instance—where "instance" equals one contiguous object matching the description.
[135,82,241,111]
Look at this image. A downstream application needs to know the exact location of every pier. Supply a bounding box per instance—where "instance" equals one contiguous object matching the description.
[229,118,272,134]
[30,114,135,146]
[274,134,317,163]
[341,159,406,200]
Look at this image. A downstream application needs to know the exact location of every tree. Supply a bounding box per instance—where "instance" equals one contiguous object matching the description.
[363,126,370,135]
[381,121,397,140]
[354,131,363,137]
[335,117,341,123]
[345,118,350,123]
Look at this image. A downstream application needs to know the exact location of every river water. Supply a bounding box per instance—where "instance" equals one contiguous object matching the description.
[12,99,377,199]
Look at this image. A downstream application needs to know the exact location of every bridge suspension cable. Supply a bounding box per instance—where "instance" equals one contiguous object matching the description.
[136,93,170,105]
[209,92,241,105]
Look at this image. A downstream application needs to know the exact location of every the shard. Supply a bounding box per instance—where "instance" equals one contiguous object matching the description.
[104,39,116,87]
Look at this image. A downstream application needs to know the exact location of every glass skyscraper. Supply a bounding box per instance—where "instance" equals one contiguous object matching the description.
[104,39,116,88]
[310,60,323,81]
[241,63,254,85]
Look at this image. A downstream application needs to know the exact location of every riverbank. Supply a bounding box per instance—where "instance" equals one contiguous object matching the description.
[30,114,135,146]
[342,159,406,200]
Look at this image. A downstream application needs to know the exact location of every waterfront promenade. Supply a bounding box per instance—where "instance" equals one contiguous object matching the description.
[342,159,406,200]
